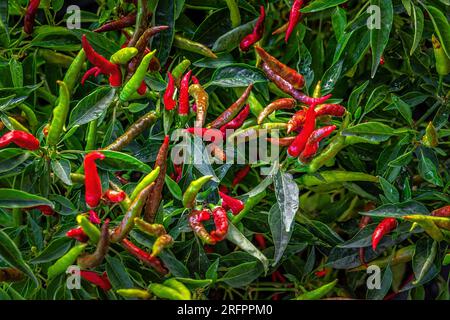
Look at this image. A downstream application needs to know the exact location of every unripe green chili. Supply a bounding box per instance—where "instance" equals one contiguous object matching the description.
[70,173,85,184]
[296,171,379,187]
[77,219,110,269]
[152,234,174,257]
[39,49,74,68]
[163,278,191,300]
[7,117,30,133]
[172,59,191,86]
[85,119,98,151]
[294,280,337,300]
[47,244,87,279]
[432,35,450,76]
[63,50,87,96]
[129,166,160,201]
[232,190,266,224]
[47,81,70,146]
[225,0,241,28]
[148,283,185,300]
[117,288,151,299]
[182,175,213,209]
[77,214,101,243]
[403,215,446,241]
[120,50,156,102]
[173,35,218,59]
[110,184,153,243]
[18,104,38,133]
[110,47,138,64]
[134,218,167,237]
[104,111,157,151]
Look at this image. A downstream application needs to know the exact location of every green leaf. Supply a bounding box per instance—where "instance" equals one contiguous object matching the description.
[301,0,348,13]
[269,203,294,266]
[99,151,152,173]
[151,0,176,66]
[220,261,263,288]
[410,5,424,56]
[347,80,369,114]
[165,175,183,200]
[370,0,393,77]
[51,159,72,185]
[105,256,134,289]
[379,177,400,203]
[0,149,30,174]
[342,122,395,144]
[30,237,72,264]
[274,171,299,232]
[367,265,392,300]
[209,64,267,87]
[205,258,219,282]
[0,189,54,209]
[412,238,438,284]
[0,230,39,287]
[68,87,115,127]
[331,7,347,41]
[212,20,255,52]
[415,147,443,187]
[387,94,413,127]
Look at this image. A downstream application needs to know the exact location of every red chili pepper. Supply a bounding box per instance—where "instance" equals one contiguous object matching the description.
[358,215,372,267]
[84,151,105,208]
[191,75,200,84]
[299,125,337,163]
[266,136,296,147]
[219,104,250,133]
[178,70,192,116]
[163,72,176,111]
[285,0,304,43]
[137,81,147,96]
[0,130,40,150]
[432,205,450,217]
[240,6,265,52]
[314,269,329,278]
[122,238,167,275]
[81,35,122,87]
[185,127,222,143]
[287,105,316,158]
[315,104,346,118]
[66,227,89,243]
[219,185,229,194]
[210,207,229,242]
[372,218,397,251]
[24,0,41,34]
[171,163,183,182]
[81,67,101,86]
[232,165,250,187]
[94,13,137,33]
[88,210,101,224]
[34,205,54,216]
[104,189,126,203]
[80,270,112,291]
[219,191,244,215]
[254,233,266,249]
[380,56,385,65]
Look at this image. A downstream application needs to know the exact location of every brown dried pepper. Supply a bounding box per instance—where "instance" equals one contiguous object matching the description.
[257,98,296,124]
[255,46,304,89]
[219,104,250,133]
[94,13,137,33]
[208,84,253,129]
[189,84,209,127]
[104,111,157,151]
[144,135,170,223]
[77,219,110,269]
[0,268,25,283]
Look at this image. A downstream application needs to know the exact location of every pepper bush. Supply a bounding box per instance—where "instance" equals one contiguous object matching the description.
[0,0,449,300]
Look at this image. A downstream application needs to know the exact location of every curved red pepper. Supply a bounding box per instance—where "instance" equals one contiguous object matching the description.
[81,67,101,86]
[240,6,266,52]
[88,210,101,224]
[285,0,304,43]
[80,270,112,291]
[35,205,54,216]
[0,130,40,150]
[84,151,105,208]
[191,75,200,84]
[163,72,176,111]
[178,70,192,116]
[287,105,316,158]
[219,104,250,133]
[299,125,337,163]
[210,207,229,242]
[372,218,397,251]
[66,227,89,242]
[232,165,251,187]
[24,0,41,34]
[219,191,244,215]
[122,239,167,274]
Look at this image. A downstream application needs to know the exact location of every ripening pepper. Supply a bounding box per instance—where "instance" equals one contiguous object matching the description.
[432,35,450,76]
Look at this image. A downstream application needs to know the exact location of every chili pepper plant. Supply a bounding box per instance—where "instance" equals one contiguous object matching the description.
[0,0,449,301]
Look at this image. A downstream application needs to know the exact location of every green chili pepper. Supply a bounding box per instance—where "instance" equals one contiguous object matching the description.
[117,288,151,299]
[63,49,87,96]
[18,104,38,133]
[432,35,450,76]
[163,278,191,300]
[120,50,156,102]
[47,81,70,147]
[296,171,379,187]
[148,283,185,300]
[104,111,157,151]
[225,0,241,28]
[110,184,153,243]
[152,234,174,257]
[350,245,415,272]
[129,166,160,201]
[403,215,446,241]
[182,175,213,209]
[232,190,266,224]
[7,117,30,133]
[39,49,74,68]
[173,35,217,59]
[47,244,87,279]
[77,214,101,243]
[172,59,191,86]
[85,119,98,151]
[422,122,438,148]
[70,173,85,184]
[294,280,337,300]
[134,218,167,237]
[110,47,138,64]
